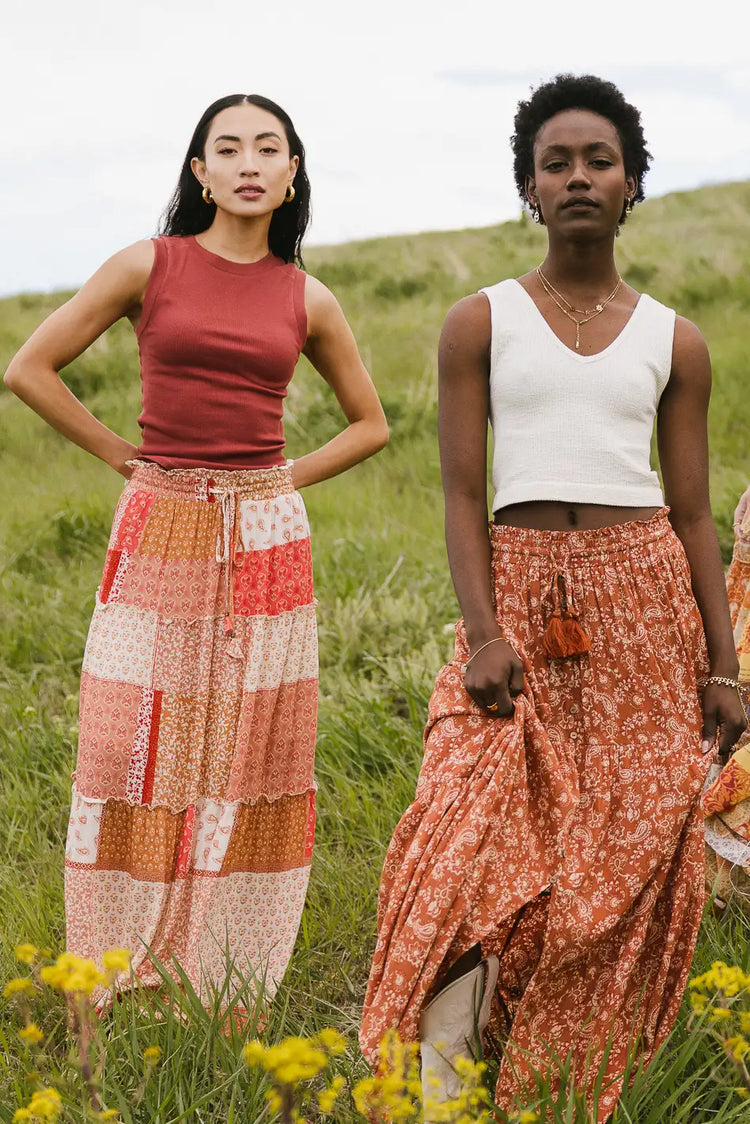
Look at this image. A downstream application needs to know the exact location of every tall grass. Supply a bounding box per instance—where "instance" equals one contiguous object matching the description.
[1,181,749,1120]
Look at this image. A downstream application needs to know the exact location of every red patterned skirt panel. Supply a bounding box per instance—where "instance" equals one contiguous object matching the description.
[360,510,710,1121]
[64,461,317,1013]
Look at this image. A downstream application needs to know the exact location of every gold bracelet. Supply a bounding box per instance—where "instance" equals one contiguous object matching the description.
[703,675,742,690]
[461,635,519,675]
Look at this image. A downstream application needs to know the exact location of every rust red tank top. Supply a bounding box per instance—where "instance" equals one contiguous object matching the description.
[135,235,307,469]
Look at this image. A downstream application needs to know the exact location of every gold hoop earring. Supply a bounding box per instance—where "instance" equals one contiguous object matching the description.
[284,184,296,203]
[202,185,213,204]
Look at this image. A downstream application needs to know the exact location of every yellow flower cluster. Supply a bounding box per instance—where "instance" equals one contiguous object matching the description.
[12,1087,62,1122]
[244,1036,328,1085]
[244,1028,348,1120]
[318,1074,346,1114]
[19,1023,44,1046]
[689,960,750,1100]
[143,1045,162,1066]
[352,1029,422,1123]
[244,1028,346,1083]
[4,978,36,999]
[40,953,105,996]
[689,961,750,998]
[15,945,39,967]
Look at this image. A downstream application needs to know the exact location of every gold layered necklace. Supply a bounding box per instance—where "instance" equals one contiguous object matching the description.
[536,266,623,350]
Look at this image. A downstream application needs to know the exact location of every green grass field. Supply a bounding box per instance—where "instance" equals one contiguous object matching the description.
[1,181,749,1121]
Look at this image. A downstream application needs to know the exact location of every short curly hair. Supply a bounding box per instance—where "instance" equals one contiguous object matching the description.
[511,74,652,222]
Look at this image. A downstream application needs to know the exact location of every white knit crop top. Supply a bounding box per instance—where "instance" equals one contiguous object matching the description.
[480,279,676,512]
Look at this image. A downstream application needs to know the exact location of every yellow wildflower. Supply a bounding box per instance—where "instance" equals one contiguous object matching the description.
[13,1111,32,1123]
[266,1089,283,1113]
[689,962,750,997]
[710,1007,733,1022]
[314,1027,347,1055]
[734,1087,749,1100]
[102,949,132,977]
[726,1036,750,1062]
[740,1012,750,1034]
[14,945,38,966]
[261,1037,328,1083]
[318,1075,346,1113]
[690,992,708,1014]
[243,1040,267,1066]
[143,1045,162,1066]
[17,1088,62,1121]
[519,1113,540,1124]
[40,952,104,995]
[94,1110,120,1121]
[19,1023,44,1046]
[4,977,36,999]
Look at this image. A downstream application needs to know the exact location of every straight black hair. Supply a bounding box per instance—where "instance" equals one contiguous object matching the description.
[160,94,311,266]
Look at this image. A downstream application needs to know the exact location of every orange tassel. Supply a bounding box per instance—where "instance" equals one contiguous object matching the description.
[543,609,591,660]
[543,612,569,660]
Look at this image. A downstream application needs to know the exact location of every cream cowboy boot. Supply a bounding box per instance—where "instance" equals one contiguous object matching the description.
[419,956,499,1116]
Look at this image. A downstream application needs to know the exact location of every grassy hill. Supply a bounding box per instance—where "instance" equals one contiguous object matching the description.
[0,183,749,1121]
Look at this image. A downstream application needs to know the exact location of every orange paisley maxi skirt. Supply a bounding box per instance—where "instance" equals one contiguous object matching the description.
[360,510,710,1121]
[64,462,317,1018]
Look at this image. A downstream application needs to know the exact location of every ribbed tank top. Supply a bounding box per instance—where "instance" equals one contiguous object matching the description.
[480,279,676,511]
[135,235,307,469]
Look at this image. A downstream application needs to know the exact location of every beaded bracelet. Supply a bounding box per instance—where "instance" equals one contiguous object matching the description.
[460,636,520,675]
[703,675,742,690]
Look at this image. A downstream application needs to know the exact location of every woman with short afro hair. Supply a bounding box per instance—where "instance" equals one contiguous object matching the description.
[361,74,746,1121]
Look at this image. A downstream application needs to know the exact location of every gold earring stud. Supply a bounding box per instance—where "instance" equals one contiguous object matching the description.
[202,185,213,204]
[284,184,296,202]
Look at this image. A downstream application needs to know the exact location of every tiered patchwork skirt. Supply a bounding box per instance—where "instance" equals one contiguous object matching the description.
[361,511,711,1121]
[64,462,317,1014]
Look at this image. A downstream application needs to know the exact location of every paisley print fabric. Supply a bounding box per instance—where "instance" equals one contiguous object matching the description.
[360,510,710,1122]
[65,461,317,1018]
[703,511,750,911]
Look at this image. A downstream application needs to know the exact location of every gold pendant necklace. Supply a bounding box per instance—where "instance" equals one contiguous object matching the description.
[536,267,623,350]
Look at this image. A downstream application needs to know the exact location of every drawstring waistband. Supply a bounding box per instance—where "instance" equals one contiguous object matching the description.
[212,487,241,651]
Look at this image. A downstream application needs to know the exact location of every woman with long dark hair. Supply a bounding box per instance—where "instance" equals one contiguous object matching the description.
[360,75,746,1120]
[4,93,388,1024]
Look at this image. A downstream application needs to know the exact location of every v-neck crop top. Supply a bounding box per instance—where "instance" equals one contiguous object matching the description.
[134,235,307,469]
[479,279,676,512]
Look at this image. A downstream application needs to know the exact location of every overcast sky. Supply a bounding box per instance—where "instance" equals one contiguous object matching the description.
[3,0,750,296]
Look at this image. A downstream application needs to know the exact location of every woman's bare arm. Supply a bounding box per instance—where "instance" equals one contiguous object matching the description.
[657,315,747,756]
[3,240,154,476]
[294,275,388,487]
[438,294,524,714]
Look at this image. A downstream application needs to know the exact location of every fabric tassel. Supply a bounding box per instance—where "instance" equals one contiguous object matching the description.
[544,573,591,660]
[543,611,569,660]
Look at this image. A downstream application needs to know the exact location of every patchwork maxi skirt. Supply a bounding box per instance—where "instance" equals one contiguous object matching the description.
[64,462,317,1016]
[360,511,711,1122]
[703,509,750,911]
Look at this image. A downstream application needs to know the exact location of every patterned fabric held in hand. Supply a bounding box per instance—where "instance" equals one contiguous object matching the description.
[361,510,710,1123]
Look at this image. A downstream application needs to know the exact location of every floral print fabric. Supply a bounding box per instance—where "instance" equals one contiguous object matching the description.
[703,512,750,909]
[65,462,317,1016]
[361,510,710,1122]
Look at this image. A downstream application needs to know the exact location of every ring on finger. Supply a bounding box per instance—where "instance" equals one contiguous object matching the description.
[485,702,499,712]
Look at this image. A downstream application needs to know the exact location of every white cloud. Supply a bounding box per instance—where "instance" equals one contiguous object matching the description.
[2,0,749,293]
